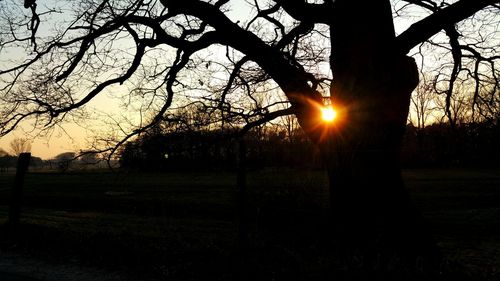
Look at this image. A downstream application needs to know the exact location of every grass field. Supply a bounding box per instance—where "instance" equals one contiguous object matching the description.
[0,168,499,280]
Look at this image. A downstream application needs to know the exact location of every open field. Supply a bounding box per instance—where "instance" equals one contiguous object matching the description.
[0,168,499,280]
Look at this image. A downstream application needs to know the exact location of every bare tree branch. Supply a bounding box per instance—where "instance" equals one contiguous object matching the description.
[397,0,497,54]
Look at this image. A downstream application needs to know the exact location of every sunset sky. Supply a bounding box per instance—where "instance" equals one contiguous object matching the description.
[0,1,423,159]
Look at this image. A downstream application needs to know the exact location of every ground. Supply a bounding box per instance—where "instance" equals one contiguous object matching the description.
[0,249,133,281]
[0,168,499,280]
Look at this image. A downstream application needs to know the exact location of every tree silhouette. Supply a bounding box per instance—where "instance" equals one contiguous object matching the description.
[0,0,498,272]
[0,147,8,157]
[52,151,76,172]
[9,137,32,156]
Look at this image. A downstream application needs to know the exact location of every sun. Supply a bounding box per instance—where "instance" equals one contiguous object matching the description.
[321,106,337,122]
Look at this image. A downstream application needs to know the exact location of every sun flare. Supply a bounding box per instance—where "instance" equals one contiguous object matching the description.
[321,106,337,122]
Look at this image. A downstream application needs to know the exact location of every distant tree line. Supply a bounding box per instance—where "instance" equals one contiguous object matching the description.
[2,119,497,172]
[0,150,103,172]
[119,126,322,171]
[0,152,43,172]
[120,118,500,170]
[402,119,500,168]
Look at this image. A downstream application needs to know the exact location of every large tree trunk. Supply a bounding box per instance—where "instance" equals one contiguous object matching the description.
[297,0,441,272]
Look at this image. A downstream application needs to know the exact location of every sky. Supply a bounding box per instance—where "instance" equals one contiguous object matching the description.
[0,124,87,159]
[0,0,435,159]
[0,0,256,159]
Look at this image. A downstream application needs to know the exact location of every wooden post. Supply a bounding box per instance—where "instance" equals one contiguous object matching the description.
[233,138,254,280]
[236,138,248,246]
[8,152,31,226]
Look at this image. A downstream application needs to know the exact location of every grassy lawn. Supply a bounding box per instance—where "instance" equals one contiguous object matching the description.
[403,169,500,280]
[0,168,499,280]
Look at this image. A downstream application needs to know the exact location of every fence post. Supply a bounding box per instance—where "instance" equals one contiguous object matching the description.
[233,138,254,280]
[8,152,31,226]
[236,138,248,245]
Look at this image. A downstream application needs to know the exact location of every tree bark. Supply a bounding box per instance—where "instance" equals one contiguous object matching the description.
[296,0,441,271]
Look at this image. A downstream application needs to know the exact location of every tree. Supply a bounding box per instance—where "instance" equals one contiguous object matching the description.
[52,151,76,172]
[78,151,100,165]
[409,75,438,130]
[0,148,8,157]
[434,83,475,125]
[0,147,12,172]
[9,137,32,156]
[0,0,498,274]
